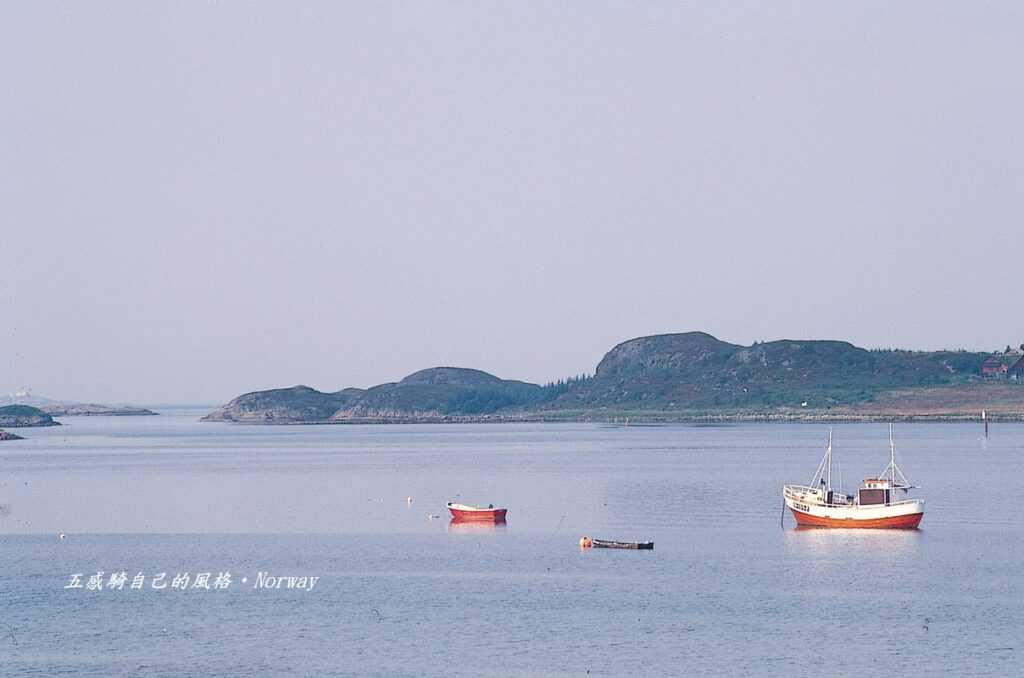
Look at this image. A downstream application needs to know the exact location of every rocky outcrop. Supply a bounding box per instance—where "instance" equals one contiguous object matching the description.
[329,406,445,421]
[0,428,24,440]
[0,405,60,428]
[201,385,348,423]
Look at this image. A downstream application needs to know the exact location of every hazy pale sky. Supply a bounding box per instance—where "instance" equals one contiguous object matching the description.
[2,2,1022,404]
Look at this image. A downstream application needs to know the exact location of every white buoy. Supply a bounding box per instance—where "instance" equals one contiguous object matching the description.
[58,533,66,540]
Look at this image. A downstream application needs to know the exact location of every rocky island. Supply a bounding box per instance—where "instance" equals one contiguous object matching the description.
[0,404,61,428]
[0,393,157,417]
[205,331,1024,423]
[37,403,157,416]
[0,429,25,441]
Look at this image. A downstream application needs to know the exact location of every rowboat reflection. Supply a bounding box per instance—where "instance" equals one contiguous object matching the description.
[447,518,509,534]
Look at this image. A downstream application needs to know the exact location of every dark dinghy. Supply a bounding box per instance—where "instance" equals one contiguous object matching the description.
[579,536,653,550]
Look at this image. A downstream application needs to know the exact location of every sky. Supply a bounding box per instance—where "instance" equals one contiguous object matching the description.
[2,2,1022,405]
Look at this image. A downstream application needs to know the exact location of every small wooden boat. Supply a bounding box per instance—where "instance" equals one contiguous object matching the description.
[579,536,653,550]
[447,502,507,523]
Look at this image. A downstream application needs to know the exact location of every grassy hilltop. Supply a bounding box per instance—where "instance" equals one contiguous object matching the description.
[554,332,985,411]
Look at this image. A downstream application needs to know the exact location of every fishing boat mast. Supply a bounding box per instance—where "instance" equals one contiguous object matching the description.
[877,423,912,494]
[808,429,834,497]
[890,423,896,488]
[827,428,832,493]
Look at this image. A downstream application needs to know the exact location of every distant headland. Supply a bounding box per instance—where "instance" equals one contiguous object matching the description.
[203,332,1024,424]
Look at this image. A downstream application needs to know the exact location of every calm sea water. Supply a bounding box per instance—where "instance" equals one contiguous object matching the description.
[1,414,1021,676]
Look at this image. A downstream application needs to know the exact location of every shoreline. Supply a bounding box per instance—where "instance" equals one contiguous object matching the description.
[200,411,1020,425]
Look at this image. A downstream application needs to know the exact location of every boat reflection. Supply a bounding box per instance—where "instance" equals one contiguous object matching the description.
[788,524,925,535]
[447,518,509,534]
[783,523,922,563]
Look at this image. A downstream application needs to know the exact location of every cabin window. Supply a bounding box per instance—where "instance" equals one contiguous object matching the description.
[859,489,886,506]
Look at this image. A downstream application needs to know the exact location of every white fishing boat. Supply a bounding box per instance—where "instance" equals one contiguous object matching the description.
[783,425,924,529]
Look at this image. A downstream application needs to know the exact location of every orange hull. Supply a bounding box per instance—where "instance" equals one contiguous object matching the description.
[448,507,507,523]
[790,508,923,529]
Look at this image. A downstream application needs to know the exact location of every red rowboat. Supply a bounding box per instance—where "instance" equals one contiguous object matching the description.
[447,502,507,523]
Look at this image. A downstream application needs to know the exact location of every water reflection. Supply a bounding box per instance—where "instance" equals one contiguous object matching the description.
[783,524,922,563]
[447,520,509,534]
